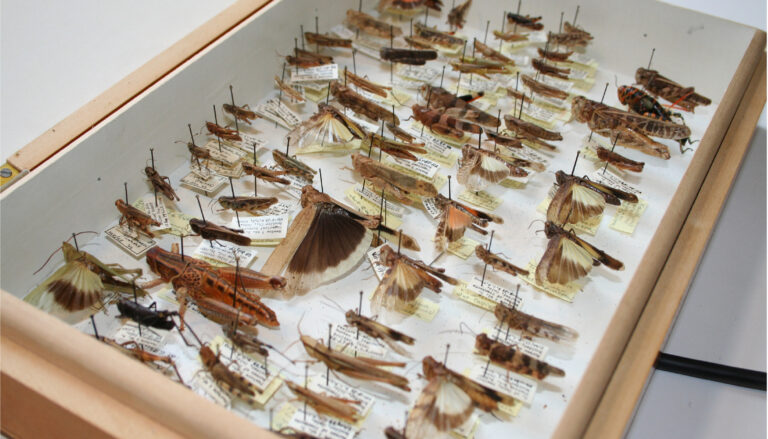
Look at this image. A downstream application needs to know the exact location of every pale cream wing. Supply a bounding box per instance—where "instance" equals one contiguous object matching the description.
[547,237,594,284]
[371,261,426,312]
[405,378,474,439]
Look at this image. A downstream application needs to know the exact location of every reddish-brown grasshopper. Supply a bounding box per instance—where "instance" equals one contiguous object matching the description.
[284,380,361,424]
[351,153,438,204]
[450,61,512,77]
[145,246,284,328]
[115,199,160,238]
[474,333,565,380]
[362,132,426,161]
[217,196,279,215]
[521,73,569,101]
[386,122,417,143]
[474,245,529,278]
[484,130,523,149]
[102,337,185,384]
[286,48,334,68]
[274,76,305,103]
[189,218,251,247]
[206,121,242,142]
[380,47,438,66]
[596,146,645,173]
[532,58,570,80]
[346,10,403,39]
[506,13,543,30]
[413,22,464,48]
[345,70,392,98]
[331,82,400,124]
[242,162,290,185]
[345,310,416,356]
[304,32,352,48]
[223,103,259,124]
[144,167,180,201]
[273,150,317,181]
[198,344,264,405]
[635,67,711,112]
[447,0,472,29]
[494,302,578,343]
[473,39,514,65]
[420,85,499,128]
[504,114,563,141]
[537,47,573,62]
[411,104,482,139]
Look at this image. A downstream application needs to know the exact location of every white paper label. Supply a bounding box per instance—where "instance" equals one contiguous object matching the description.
[193,240,257,266]
[469,363,537,404]
[367,245,390,280]
[232,215,289,240]
[113,322,167,355]
[539,75,573,92]
[229,132,268,152]
[408,126,453,158]
[354,185,406,217]
[589,168,641,195]
[290,64,339,83]
[261,201,298,216]
[422,197,442,219]
[330,24,355,40]
[522,103,557,124]
[468,276,523,309]
[105,225,156,258]
[459,75,499,93]
[287,407,356,439]
[255,98,302,129]
[396,64,439,83]
[180,171,228,195]
[490,329,549,360]
[191,372,231,407]
[309,374,376,416]
[140,196,171,230]
[204,141,242,166]
[330,324,387,359]
[389,156,440,179]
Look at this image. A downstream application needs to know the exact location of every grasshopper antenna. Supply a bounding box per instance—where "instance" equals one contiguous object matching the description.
[33,231,99,275]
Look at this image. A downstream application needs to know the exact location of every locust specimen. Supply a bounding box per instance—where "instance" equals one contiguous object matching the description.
[362,131,426,161]
[331,82,401,124]
[145,246,283,328]
[274,76,305,103]
[547,170,638,225]
[345,310,416,356]
[420,85,500,128]
[273,150,317,181]
[595,146,645,173]
[345,70,391,98]
[473,39,514,65]
[288,103,365,150]
[199,345,265,405]
[286,48,334,68]
[506,13,543,30]
[447,0,472,29]
[571,95,691,157]
[206,121,242,142]
[351,153,438,204]
[536,221,624,285]
[346,10,403,39]
[242,162,290,185]
[474,245,528,278]
[29,241,146,312]
[115,199,160,238]
[102,338,185,384]
[413,22,464,48]
[433,194,502,250]
[493,30,528,42]
[494,302,578,343]
[532,58,570,80]
[304,32,352,48]
[618,85,693,150]
[405,356,517,437]
[380,47,438,65]
[378,0,443,12]
[223,103,259,124]
[411,104,482,140]
[145,167,180,201]
[189,218,251,247]
[285,380,361,423]
[521,73,569,101]
[457,144,528,191]
[450,61,512,78]
[372,244,458,313]
[635,68,711,112]
[218,196,279,215]
[547,23,593,48]
[300,329,411,391]
[117,299,177,330]
[474,333,565,380]
[537,47,574,62]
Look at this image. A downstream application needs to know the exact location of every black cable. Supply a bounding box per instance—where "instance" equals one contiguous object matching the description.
[655,352,766,391]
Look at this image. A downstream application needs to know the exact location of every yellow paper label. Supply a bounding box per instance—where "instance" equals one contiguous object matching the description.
[447,236,479,260]
[344,187,403,229]
[610,198,648,235]
[537,195,602,236]
[271,402,298,432]
[295,139,361,154]
[450,414,480,439]
[519,260,580,302]
[424,150,460,167]
[453,283,497,311]
[410,122,469,147]
[500,178,527,189]
[458,190,502,211]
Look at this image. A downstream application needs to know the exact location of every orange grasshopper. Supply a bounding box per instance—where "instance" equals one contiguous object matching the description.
[144,246,285,328]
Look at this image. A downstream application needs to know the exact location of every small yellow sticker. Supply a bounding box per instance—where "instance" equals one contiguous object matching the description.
[453,282,497,312]
[447,236,480,260]
[610,198,648,235]
[344,187,404,229]
[458,190,503,211]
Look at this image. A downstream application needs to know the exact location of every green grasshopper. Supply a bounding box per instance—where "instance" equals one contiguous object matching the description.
[26,240,147,312]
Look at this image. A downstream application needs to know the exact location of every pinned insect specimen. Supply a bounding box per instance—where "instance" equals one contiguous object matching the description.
[484,130,523,149]
[617,85,692,149]
[302,185,420,251]
[473,39,514,65]
[413,22,464,48]
[273,150,317,181]
[537,47,573,62]
[218,196,279,215]
[411,104,482,139]
[387,122,417,143]
[363,132,426,161]
[405,356,518,437]
[351,153,438,203]
[144,167,180,201]
[186,142,211,167]
[595,147,645,173]
[346,10,403,39]
[380,47,438,65]
[345,310,416,356]
[223,103,259,124]
[474,245,528,278]
[493,30,528,42]
[274,76,305,103]
[372,244,458,313]
[635,68,711,112]
[547,170,638,225]
[206,121,242,142]
[189,218,251,246]
[404,35,437,50]
[285,380,361,423]
[115,199,160,238]
[260,191,374,296]
[506,13,543,30]
[345,70,392,98]
[102,338,184,384]
[288,103,365,150]
[532,58,570,80]
[504,115,563,141]
[299,328,411,391]
[521,73,569,101]
[304,32,352,48]
[536,221,624,285]
[117,299,177,330]
[199,345,265,405]
[420,86,499,128]
[494,302,578,343]
[384,426,407,439]
[474,334,564,380]
[378,0,443,12]
[571,96,690,157]
[450,61,512,77]
[222,321,270,357]
[447,0,472,29]
[242,162,290,185]
[433,194,502,250]
[29,240,145,312]
[547,24,592,48]
[457,144,527,191]
[286,48,334,68]
[331,82,401,124]
[563,22,593,43]
[145,246,283,328]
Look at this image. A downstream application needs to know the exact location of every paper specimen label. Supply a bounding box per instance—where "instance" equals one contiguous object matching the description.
[396,64,439,83]
[447,236,479,260]
[589,168,641,195]
[488,328,549,360]
[166,208,194,236]
[180,171,227,195]
[453,283,497,311]
[105,225,155,258]
[135,196,172,231]
[344,187,403,230]
[468,362,537,404]
[193,241,257,267]
[610,198,648,235]
[422,197,442,219]
[286,407,356,439]
[388,156,440,179]
[210,337,281,392]
[113,322,167,355]
[309,375,376,419]
[351,184,406,217]
[458,190,502,211]
[191,372,231,407]
[330,324,387,359]
[203,141,242,166]
[232,215,289,241]
[255,98,302,129]
[290,64,339,83]
[468,276,523,309]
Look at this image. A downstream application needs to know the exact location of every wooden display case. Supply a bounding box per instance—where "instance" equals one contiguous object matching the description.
[1,0,764,438]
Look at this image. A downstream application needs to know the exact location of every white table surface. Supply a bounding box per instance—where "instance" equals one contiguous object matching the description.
[1,1,765,437]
